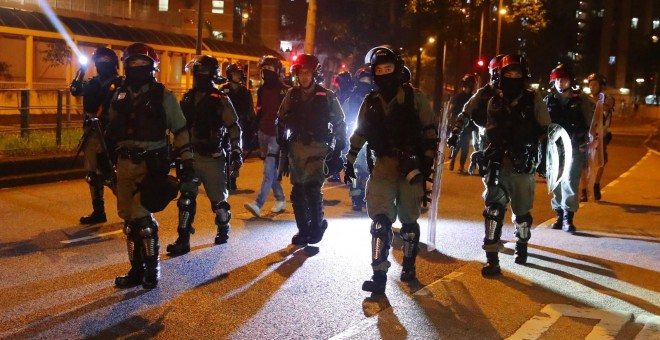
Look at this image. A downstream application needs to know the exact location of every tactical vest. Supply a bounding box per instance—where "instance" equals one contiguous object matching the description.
[471,85,497,128]
[546,94,588,142]
[220,83,251,118]
[83,75,123,122]
[109,82,167,142]
[286,85,332,142]
[362,84,422,156]
[486,90,540,150]
[180,88,225,155]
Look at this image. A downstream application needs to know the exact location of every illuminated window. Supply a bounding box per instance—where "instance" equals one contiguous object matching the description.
[609,56,616,65]
[159,0,168,11]
[597,9,604,17]
[631,17,639,29]
[653,20,660,30]
[212,1,225,14]
[213,31,224,39]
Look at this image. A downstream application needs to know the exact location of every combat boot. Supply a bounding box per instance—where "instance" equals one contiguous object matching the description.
[514,242,528,264]
[481,252,501,276]
[215,225,230,244]
[80,211,107,224]
[142,255,160,289]
[115,234,144,288]
[290,185,310,246]
[214,201,232,244]
[306,184,327,244]
[550,209,563,230]
[593,183,602,201]
[401,257,416,282]
[81,177,107,224]
[562,210,577,234]
[362,271,387,294]
[166,231,191,255]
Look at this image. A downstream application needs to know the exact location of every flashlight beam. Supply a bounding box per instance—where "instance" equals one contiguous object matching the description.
[38,0,85,63]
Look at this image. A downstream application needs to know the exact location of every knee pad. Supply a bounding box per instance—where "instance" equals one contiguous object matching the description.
[400,222,420,258]
[514,213,532,243]
[370,214,393,238]
[483,204,505,244]
[86,172,103,187]
[177,191,197,212]
[214,201,231,225]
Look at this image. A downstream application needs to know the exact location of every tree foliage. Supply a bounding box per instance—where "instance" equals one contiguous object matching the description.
[504,0,548,33]
[40,41,72,68]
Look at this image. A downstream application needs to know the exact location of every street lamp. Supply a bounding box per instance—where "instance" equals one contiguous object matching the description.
[241,12,249,44]
[415,37,435,88]
[496,0,507,55]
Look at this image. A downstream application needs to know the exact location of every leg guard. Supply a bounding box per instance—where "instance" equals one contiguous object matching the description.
[513,214,532,265]
[400,222,420,281]
[305,183,327,244]
[482,204,505,252]
[80,173,107,224]
[551,209,563,230]
[290,184,310,245]
[167,191,196,255]
[563,210,576,234]
[115,221,144,288]
[134,216,160,289]
[370,214,393,272]
[349,173,367,211]
[214,201,232,244]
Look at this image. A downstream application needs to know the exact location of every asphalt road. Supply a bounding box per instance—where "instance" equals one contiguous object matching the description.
[0,131,657,339]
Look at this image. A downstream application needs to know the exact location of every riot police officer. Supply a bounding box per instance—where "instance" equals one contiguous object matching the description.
[545,65,593,233]
[448,55,505,176]
[244,55,289,217]
[166,56,242,256]
[106,43,193,289]
[342,67,374,211]
[219,63,255,190]
[448,74,477,173]
[344,47,437,294]
[277,54,346,246]
[70,47,123,224]
[479,54,551,275]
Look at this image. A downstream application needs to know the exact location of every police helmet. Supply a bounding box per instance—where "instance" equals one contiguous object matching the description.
[549,64,574,84]
[354,67,372,84]
[488,54,505,81]
[92,47,119,69]
[586,73,606,86]
[122,43,159,70]
[259,55,283,75]
[461,73,477,90]
[402,66,412,83]
[366,46,403,76]
[499,54,530,81]
[185,55,222,83]
[335,71,353,89]
[289,54,320,75]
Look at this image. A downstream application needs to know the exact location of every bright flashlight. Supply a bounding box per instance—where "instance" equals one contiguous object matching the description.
[38,0,85,62]
[79,55,89,66]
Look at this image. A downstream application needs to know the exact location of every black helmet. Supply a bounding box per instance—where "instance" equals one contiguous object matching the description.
[586,73,606,86]
[354,67,372,83]
[259,55,283,75]
[488,54,506,83]
[401,66,412,83]
[185,55,222,83]
[226,62,245,78]
[289,54,320,75]
[499,54,530,81]
[461,73,477,90]
[366,46,403,75]
[122,43,159,70]
[335,71,353,88]
[92,47,119,69]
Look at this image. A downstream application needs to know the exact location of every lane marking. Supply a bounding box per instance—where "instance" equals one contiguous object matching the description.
[506,304,632,340]
[60,229,123,244]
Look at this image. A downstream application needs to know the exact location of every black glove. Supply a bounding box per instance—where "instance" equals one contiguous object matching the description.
[447,131,460,148]
[178,158,195,182]
[230,149,243,172]
[344,161,356,184]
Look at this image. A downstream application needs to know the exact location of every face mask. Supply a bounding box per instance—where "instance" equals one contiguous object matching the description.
[374,73,400,98]
[125,65,153,85]
[96,62,116,78]
[194,74,213,91]
[262,69,278,85]
[500,77,524,99]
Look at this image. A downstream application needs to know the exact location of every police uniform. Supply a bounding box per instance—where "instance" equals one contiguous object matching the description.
[278,82,346,245]
[106,43,192,289]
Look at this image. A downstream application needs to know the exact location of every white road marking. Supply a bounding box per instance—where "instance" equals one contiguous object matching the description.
[506,304,632,340]
[635,316,660,340]
[60,229,123,244]
[329,317,378,340]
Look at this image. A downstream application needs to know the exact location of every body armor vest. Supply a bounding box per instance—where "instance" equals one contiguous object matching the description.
[362,84,422,156]
[83,75,123,123]
[109,82,167,142]
[286,85,332,142]
[220,83,251,118]
[471,85,497,128]
[486,90,541,173]
[180,88,225,155]
[546,94,587,142]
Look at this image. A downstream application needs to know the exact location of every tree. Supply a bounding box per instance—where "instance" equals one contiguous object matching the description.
[0,61,11,81]
[41,41,72,68]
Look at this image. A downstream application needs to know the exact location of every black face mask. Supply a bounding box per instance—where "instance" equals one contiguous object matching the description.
[96,62,117,78]
[374,73,400,99]
[125,65,153,85]
[194,74,214,91]
[262,69,278,86]
[500,77,525,99]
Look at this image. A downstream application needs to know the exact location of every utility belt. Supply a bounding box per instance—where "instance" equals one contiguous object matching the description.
[486,144,538,174]
[289,131,331,146]
[117,146,169,165]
